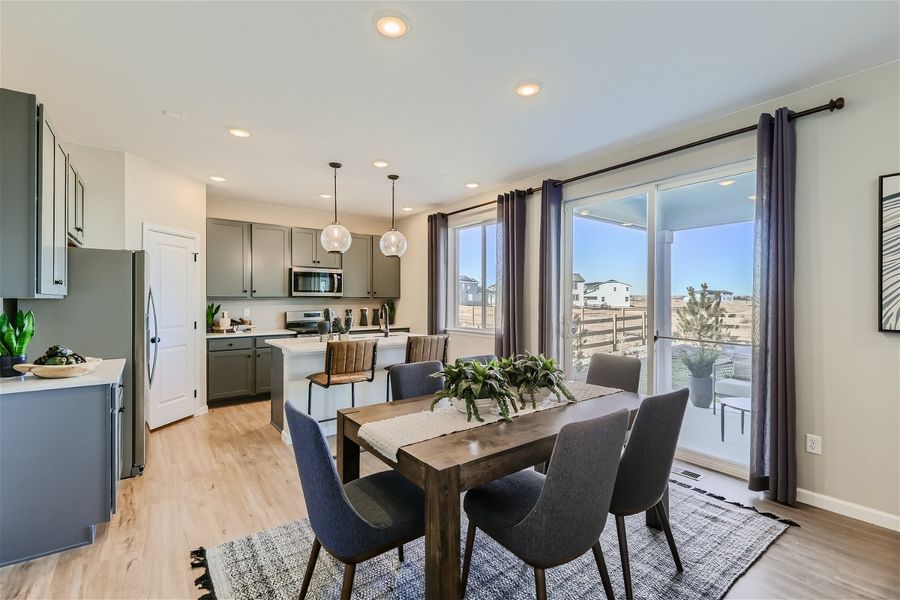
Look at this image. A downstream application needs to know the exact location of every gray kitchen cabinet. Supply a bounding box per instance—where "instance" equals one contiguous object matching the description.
[51,141,68,292]
[341,233,372,298]
[75,176,85,245]
[250,223,290,297]
[66,159,85,247]
[372,244,400,298]
[291,227,341,269]
[255,347,273,395]
[207,218,251,297]
[207,348,255,400]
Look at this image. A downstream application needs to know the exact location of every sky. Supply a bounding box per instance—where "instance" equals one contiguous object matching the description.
[458,223,497,285]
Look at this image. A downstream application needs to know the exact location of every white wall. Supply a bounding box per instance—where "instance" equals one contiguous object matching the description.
[61,143,125,250]
[399,63,900,525]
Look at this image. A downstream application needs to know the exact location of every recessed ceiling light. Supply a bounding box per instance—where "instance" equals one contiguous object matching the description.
[622,222,634,227]
[227,127,251,138]
[376,15,408,38]
[162,110,186,120]
[579,210,590,216]
[401,207,414,212]
[320,193,332,199]
[748,194,757,200]
[465,182,480,189]
[209,175,227,182]
[372,160,389,168]
[515,81,542,97]
[718,179,736,186]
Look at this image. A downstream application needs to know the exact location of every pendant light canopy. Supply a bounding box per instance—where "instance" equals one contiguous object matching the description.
[320,162,353,254]
[380,174,408,258]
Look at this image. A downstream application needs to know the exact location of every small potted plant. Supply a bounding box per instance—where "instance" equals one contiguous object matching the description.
[501,351,575,407]
[431,358,518,422]
[678,346,720,408]
[0,310,35,377]
[206,303,221,333]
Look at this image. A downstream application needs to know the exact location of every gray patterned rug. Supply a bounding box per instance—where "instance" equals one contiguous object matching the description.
[191,481,794,599]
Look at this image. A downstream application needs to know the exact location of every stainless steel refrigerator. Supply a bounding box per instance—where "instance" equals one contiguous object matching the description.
[21,247,150,478]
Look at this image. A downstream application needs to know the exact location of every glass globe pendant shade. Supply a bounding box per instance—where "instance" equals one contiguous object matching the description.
[320,222,352,254]
[379,228,408,257]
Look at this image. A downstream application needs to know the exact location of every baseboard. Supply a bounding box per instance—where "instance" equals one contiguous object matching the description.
[194,404,208,417]
[796,488,900,532]
[675,447,749,480]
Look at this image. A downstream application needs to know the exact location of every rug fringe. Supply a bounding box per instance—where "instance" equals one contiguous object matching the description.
[668,479,800,527]
[190,547,218,600]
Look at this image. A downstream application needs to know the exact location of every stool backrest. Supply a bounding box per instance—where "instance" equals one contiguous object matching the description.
[325,340,378,378]
[405,335,449,364]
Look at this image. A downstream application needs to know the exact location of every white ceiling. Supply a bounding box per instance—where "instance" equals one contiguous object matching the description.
[1,1,897,217]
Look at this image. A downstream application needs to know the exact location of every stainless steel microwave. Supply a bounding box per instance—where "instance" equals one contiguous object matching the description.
[290,267,344,297]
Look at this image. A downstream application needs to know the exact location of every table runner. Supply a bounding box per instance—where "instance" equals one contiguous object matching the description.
[358,381,620,461]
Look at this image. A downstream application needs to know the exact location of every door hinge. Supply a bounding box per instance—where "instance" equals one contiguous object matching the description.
[193,252,199,262]
[194,389,197,398]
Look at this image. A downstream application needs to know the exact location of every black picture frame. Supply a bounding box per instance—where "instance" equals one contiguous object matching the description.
[879,172,900,332]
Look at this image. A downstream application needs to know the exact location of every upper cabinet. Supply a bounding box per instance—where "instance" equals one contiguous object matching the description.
[207,219,251,297]
[66,160,85,247]
[250,223,290,297]
[371,242,400,298]
[290,227,341,269]
[341,234,401,299]
[0,88,69,298]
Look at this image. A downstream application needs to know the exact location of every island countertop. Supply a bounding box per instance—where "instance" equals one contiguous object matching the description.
[0,358,127,396]
[267,333,411,355]
[205,328,296,339]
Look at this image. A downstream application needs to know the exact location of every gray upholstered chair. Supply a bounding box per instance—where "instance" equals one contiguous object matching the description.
[388,360,444,401]
[384,335,449,401]
[459,353,497,364]
[586,353,642,393]
[461,410,630,600]
[609,388,689,600]
[285,402,425,600]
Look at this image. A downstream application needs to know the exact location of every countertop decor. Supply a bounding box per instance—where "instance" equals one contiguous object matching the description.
[0,358,126,395]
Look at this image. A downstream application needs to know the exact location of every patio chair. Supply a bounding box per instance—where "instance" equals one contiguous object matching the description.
[712,360,751,414]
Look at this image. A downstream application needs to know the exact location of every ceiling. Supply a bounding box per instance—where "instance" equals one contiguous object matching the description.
[1,1,897,217]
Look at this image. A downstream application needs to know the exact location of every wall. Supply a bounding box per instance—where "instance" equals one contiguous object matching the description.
[399,62,900,527]
[61,143,125,250]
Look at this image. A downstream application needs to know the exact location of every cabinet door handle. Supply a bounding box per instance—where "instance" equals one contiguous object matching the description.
[54,279,64,285]
[252,290,257,294]
[243,289,248,293]
[75,226,83,232]
[247,354,251,358]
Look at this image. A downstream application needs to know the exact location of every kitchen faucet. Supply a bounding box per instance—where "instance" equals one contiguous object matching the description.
[380,303,390,337]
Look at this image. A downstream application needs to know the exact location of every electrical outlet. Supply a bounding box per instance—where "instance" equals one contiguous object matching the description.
[806,433,822,455]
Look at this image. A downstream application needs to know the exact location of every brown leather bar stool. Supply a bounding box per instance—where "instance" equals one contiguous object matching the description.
[307,339,378,423]
[384,335,449,401]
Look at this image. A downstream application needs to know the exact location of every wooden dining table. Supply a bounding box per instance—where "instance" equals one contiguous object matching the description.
[336,390,654,600]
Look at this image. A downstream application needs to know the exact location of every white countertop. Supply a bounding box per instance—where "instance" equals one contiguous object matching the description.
[352,324,410,331]
[267,333,411,355]
[206,328,297,339]
[0,358,127,395]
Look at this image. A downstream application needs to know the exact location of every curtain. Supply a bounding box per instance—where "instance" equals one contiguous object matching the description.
[427,213,449,335]
[750,109,797,505]
[495,190,527,358]
[539,179,563,362]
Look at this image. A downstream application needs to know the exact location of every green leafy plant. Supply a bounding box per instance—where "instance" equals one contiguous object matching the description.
[206,303,221,330]
[0,310,35,357]
[431,358,518,422]
[500,351,575,407]
[678,346,720,378]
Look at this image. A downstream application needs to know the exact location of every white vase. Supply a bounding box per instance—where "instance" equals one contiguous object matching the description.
[450,397,495,415]
[522,387,553,405]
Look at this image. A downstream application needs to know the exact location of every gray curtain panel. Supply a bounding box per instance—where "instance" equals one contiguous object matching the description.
[750,109,797,505]
[539,179,563,362]
[427,212,449,335]
[495,190,527,358]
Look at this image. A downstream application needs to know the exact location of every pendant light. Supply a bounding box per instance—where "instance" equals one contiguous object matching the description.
[320,162,353,254]
[380,174,408,257]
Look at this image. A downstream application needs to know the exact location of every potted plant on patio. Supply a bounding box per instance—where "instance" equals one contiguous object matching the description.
[430,358,518,422]
[675,284,727,408]
[678,346,720,408]
[500,351,575,407]
[0,309,35,377]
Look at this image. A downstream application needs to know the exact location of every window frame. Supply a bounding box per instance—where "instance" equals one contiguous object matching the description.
[447,208,497,333]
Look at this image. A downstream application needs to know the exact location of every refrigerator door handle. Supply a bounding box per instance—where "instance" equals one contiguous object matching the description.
[148,287,159,389]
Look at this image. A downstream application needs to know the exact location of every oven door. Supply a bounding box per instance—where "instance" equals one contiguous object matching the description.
[291,267,344,297]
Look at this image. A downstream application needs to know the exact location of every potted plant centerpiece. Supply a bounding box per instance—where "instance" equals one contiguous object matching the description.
[431,358,519,422]
[675,284,727,408]
[501,351,575,407]
[0,310,35,377]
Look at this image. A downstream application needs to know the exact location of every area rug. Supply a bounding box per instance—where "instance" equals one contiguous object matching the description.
[191,481,795,600]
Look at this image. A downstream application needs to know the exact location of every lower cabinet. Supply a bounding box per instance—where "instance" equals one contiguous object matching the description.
[207,335,293,401]
[255,347,273,395]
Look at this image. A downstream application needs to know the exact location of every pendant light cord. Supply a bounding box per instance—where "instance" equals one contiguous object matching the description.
[333,167,338,223]
[391,178,396,229]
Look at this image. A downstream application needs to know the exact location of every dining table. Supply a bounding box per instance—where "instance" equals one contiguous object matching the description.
[336,390,658,600]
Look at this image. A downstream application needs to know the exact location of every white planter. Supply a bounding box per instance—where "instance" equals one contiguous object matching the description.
[521,387,553,406]
[450,397,495,415]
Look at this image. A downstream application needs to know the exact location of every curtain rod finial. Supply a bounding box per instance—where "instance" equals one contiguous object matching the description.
[830,98,845,111]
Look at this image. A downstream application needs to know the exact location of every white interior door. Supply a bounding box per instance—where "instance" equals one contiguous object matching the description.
[145,226,197,429]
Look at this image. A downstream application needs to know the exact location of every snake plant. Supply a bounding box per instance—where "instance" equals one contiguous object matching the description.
[0,310,35,357]
[430,358,519,422]
[206,303,221,330]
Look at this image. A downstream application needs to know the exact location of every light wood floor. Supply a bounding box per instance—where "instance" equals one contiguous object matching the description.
[1,399,897,599]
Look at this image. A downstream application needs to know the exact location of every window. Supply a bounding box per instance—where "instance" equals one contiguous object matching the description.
[450,219,497,330]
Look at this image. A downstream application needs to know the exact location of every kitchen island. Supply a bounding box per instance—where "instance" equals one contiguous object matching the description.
[268,333,411,440]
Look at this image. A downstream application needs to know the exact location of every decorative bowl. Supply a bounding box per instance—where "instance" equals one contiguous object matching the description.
[450,397,495,415]
[13,357,103,379]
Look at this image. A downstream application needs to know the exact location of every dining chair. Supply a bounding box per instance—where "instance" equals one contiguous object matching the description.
[459,353,497,364]
[285,402,425,600]
[586,353,642,393]
[609,388,689,600]
[307,339,378,423]
[388,360,444,401]
[384,334,449,401]
[461,410,630,600]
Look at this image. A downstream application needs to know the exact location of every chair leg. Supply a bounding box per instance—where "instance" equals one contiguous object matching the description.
[351,382,356,408]
[720,404,725,442]
[654,501,683,572]
[615,515,633,600]
[340,563,356,600]
[398,544,404,562]
[740,410,745,434]
[386,376,391,402]
[299,538,321,600]
[460,521,476,598]
[307,380,313,416]
[534,568,547,600]
[592,542,615,600]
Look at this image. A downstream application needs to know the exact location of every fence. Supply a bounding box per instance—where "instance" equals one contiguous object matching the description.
[573,306,648,354]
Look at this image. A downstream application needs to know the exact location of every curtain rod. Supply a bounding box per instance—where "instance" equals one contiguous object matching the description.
[446,96,845,213]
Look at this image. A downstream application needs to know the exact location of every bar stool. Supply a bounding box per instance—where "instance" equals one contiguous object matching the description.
[384,335,449,401]
[307,339,378,423]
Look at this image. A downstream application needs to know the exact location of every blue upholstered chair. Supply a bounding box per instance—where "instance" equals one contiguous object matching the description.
[609,388,689,600]
[461,410,630,600]
[388,360,444,401]
[285,402,425,600]
[586,353,642,393]
[459,354,497,364]
[384,334,449,401]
